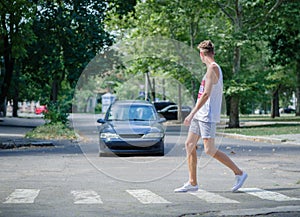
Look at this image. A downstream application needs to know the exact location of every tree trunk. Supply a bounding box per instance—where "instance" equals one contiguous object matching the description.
[162,79,166,100]
[229,44,241,128]
[228,1,242,128]
[12,64,20,117]
[229,96,240,128]
[0,31,14,117]
[50,78,59,103]
[152,78,155,102]
[296,61,300,116]
[271,86,280,118]
[12,96,18,117]
[177,83,182,122]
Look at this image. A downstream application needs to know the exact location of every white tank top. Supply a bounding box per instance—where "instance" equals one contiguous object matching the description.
[194,62,223,123]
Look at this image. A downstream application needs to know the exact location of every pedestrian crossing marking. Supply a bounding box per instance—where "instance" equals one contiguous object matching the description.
[2,188,299,205]
[126,189,171,204]
[190,189,240,203]
[71,190,103,204]
[240,188,300,201]
[3,189,40,204]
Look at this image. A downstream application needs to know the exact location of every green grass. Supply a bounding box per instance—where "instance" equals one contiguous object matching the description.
[223,123,300,136]
[223,114,300,136]
[26,122,77,140]
[238,114,300,122]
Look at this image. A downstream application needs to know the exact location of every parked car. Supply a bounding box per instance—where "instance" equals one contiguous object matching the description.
[157,105,192,120]
[35,105,48,115]
[283,107,295,114]
[153,101,176,111]
[97,100,166,156]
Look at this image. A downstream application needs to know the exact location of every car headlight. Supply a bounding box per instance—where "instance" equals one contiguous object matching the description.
[100,132,119,139]
[142,132,164,139]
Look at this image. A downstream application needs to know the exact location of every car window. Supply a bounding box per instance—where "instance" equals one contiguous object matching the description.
[108,104,157,121]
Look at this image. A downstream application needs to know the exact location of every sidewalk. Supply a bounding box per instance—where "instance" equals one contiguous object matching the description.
[0,116,44,137]
[165,120,300,146]
[0,116,53,149]
[218,132,300,146]
[222,120,300,146]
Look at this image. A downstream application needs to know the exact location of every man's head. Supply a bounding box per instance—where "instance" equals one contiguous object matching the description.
[197,40,215,56]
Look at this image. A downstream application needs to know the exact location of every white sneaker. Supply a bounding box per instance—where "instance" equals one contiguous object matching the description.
[232,172,248,192]
[174,182,198,193]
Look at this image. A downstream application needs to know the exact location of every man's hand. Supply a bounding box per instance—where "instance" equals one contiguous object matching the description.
[184,113,194,126]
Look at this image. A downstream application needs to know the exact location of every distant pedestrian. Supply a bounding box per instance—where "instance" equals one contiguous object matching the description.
[174,40,247,193]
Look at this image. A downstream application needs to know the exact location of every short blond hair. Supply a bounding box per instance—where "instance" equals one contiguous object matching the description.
[197,40,215,55]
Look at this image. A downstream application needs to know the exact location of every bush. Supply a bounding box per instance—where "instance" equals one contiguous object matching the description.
[44,102,69,124]
[95,103,102,114]
[25,122,77,140]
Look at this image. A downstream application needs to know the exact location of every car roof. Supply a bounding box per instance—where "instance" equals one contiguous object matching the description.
[112,100,153,106]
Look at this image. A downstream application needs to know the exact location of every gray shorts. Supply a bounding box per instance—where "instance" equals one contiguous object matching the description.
[189,119,216,138]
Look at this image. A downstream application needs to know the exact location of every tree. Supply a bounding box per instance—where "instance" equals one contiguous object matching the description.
[216,0,284,127]
[19,0,113,123]
[0,0,36,117]
[107,0,290,126]
[105,0,212,101]
[266,0,300,116]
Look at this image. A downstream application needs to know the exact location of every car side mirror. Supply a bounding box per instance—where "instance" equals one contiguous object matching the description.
[97,118,106,124]
[158,117,166,123]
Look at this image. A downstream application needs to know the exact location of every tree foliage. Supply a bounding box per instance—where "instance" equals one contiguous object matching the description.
[105,0,295,126]
[0,0,36,116]
[1,0,114,123]
[0,0,298,127]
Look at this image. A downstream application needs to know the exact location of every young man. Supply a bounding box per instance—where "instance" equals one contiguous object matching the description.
[174,40,247,193]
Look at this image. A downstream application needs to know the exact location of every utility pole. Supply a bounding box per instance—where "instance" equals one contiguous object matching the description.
[178,83,182,122]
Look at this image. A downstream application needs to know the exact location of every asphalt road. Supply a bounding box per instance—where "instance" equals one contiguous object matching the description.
[0,114,300,217]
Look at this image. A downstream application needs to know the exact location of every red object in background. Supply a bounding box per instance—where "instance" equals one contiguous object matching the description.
[35,105,48,115]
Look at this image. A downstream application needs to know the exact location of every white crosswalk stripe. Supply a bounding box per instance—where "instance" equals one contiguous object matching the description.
[3,189,40,204]
[71,190,103,204]
[2,188,299,205]
[240,188,300,201]
[126,189,171,204]
[190,189,239,203]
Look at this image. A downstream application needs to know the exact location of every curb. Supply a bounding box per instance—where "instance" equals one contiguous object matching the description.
[218,205,300,216]
[217,132,286,144]
[0,139,54,149]
[163,123,300,146]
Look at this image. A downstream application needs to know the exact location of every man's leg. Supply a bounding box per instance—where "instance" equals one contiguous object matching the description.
[203,138,242,175]
[203,138,248,192]
[174,132,200,192]
[185,132,200,185]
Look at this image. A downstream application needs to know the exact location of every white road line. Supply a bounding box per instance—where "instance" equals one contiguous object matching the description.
[126,189,171,204]
[240,188,300,201]
[3,189,40,204]
[190,189,239,203]
[71,190,103,204]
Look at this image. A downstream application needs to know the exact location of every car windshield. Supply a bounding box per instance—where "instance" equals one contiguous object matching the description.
[108,104,157,121]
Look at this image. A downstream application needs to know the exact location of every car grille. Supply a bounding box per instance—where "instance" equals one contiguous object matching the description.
[119,134,144,139]
[108,142,161,150]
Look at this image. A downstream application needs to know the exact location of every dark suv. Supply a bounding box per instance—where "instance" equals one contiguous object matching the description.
[153,101,176,111]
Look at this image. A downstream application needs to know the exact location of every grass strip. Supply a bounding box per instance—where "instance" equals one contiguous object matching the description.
[223,123,300,136]
[26,122,77,140]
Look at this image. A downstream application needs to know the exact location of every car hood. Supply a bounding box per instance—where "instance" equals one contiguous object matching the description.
[102,121,164,134]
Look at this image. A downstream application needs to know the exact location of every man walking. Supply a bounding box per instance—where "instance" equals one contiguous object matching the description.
[174,40,247,193]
